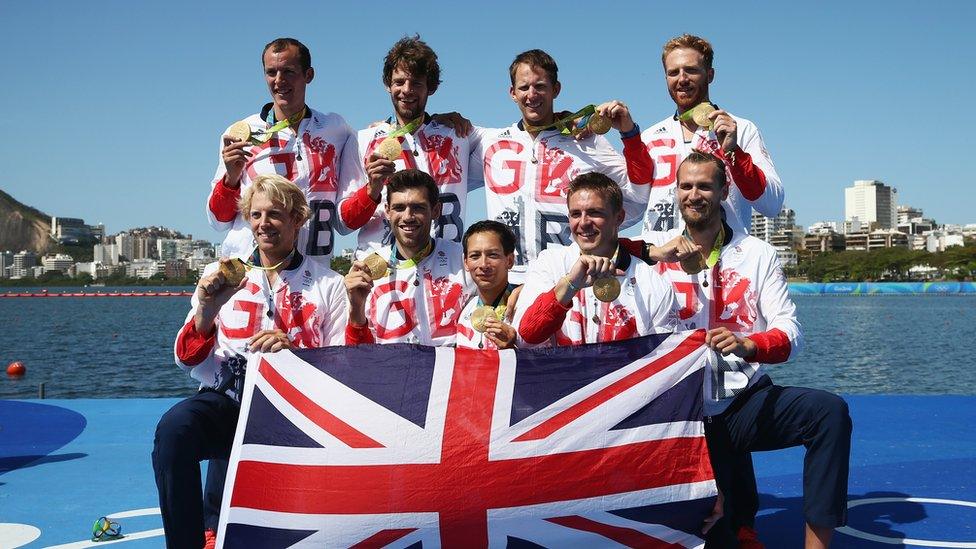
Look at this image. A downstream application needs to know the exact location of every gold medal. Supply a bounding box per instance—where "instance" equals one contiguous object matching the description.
[363,253,389,280]
[219,258,247,286]
[592,276,621,302]
[689,102,717,129]
[376,137,402,161]
[680,252,706,275]
[586,112,612,135]
[471,305,497,333]
[227,121,251,143]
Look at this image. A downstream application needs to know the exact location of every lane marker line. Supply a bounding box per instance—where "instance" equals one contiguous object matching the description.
[838,497,976,548]
[0,523,41,548]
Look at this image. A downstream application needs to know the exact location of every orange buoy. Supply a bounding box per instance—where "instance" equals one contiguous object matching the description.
[6,361,26,377]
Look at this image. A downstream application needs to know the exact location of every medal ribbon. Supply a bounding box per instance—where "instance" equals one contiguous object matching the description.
[385,114,425,140]
[391,239,434,270]
[247,106,307,144]
[386,114,427,143]
[245,246,297,271]
[523,104,596,134]
[683,224,724,269]
[477,283,515,308]
[705,224,724,268]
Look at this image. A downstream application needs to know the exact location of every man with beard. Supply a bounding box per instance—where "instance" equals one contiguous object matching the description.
[208,38,362,262]
[629,152,851,549]
[340,35,483,255]
[477,49,654,284]
[513,172,678,347]
[633,34,783,235]
[344,169,473,345]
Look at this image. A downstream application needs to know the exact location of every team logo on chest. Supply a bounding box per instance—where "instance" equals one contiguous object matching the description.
[304,132,338,192]
[537,146,580,203]
[713,268,758,331]
[420,133,462,184]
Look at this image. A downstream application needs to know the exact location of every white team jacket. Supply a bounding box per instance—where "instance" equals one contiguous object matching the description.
[477,124,650,282]
[639,113,782,234]
[343,119,484,256]
[514,243,679,347]
[642,227,802,414]
[174,255,347,402]
[207,105,362,261]
[360,238,474,346]
[455,290,516,350]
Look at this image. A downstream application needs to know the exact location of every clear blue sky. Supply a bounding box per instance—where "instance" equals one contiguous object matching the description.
[2,1,974,250]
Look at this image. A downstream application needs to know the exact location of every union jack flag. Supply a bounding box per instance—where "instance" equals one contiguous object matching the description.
[218,330,717,548]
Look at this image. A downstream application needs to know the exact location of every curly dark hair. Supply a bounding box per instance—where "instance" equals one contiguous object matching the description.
[382,35,441,93]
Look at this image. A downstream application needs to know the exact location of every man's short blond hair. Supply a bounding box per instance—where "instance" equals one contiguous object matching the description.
[661,34,714,70]
[238,174,310,225]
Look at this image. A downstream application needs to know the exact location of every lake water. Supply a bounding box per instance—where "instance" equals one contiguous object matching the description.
[1,290,973,399]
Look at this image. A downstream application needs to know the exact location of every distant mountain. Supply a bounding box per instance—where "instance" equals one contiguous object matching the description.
[0,189,54,255]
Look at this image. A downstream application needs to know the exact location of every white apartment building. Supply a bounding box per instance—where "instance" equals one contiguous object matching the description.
[752,207,801,267]
[41,254,75,273]
[157,239,193,261]
[925,230,965,253]
[845,180,897,230]
[93,243,121,265]
[126,259,166,279]
[11,251,37,279]
[0,251,12,278]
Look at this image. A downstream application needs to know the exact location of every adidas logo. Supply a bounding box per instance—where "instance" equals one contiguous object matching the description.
[653,126,667,134]
[499,129,511,138]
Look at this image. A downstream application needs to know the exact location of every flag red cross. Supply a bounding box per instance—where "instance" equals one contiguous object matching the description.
[231,331,711,547]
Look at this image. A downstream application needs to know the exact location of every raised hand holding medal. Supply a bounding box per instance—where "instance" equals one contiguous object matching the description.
[376,114,425,160]
[592,276,621,302]
[679,224,724,278]
[593,100,637,137]
[226,121,252,143]
[707,107,738,157]
[218,258,247,286]
[227,106,307,147]
[524,104,613,137]
[362,253,389,280]
[470,306,497,333]
[681,101,717,130]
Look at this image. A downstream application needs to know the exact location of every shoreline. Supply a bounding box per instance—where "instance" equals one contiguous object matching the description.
[3,282,974,297]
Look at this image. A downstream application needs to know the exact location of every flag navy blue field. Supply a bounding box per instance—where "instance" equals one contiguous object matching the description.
[218,330,718,548]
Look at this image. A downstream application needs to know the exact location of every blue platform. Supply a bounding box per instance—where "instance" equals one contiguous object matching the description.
[1,396,973,548]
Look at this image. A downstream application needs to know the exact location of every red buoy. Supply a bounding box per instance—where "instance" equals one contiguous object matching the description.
[6,361,26,377]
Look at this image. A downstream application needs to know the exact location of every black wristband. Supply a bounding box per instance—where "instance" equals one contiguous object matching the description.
[619,123,641,140]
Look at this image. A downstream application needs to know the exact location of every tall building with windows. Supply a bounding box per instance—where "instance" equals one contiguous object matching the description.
[752,207,802,267]
[751,207,797,243]
[0,251,13,278]
[11,251,37,279]
[115,232,134,261]
[844,180,897,230]
[93,243,120,265]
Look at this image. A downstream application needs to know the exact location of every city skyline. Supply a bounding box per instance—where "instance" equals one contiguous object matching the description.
[6,172,966,250]
[1,1,974,254]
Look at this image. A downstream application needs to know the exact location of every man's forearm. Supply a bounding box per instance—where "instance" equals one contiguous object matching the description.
[518,289,571,344]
